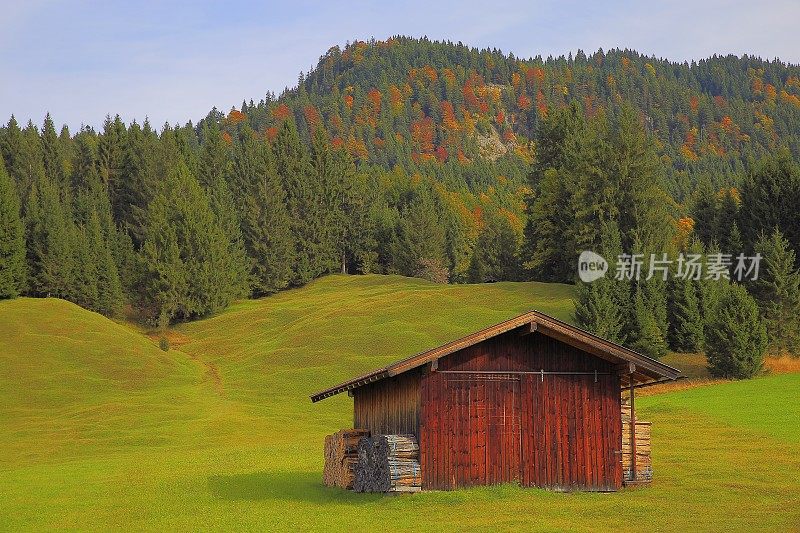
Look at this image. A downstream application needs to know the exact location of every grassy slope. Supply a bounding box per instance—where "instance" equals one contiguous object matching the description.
[0,275,798,531]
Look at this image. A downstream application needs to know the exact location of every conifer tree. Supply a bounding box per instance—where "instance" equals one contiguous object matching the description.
[309,127,344,273]
[626,241,668,358]
[41,114,68,193]
[198,124,249,298]
[71,222,99,310]
[629,287,668,358]
[751,229,800,354]
[115,120,158,247]
[141,162,245,322]
[87,207,124,317]
[668,239,705,352]
[698,242,728,329]
[98,115,126,188]
[274,118,324,284]
[476,213,519,281]
[706,283,767,379]
[230,128,294,295]
[739,150,800,258]
[141,194,186,320]
[522,103,584,282]
[466,247,486,283]
[393,185,447,279]
[574,220,626,344]
[25,174,75,298]
[0,162,26,297]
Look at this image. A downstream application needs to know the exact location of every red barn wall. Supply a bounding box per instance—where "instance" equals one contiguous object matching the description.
[418,330,622,491]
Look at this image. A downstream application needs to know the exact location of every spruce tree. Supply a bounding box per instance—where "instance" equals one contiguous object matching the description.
[71,223,100,310]
[0,162,26,297]
[25,174,75,298]
[198,124,249,298]
[476,213,519,281]
[668,239,705,352]
[41,114,68,193]
[141,161,245,322]
[141,194,186,320]
[466,248,486,283]
[574,220,626,344]
[230,128,294,295]
[751,229,800,354]
[86,207,123,316]
[629,287,668,358]
[274,118,324,284]
[706,283,768,379]
[98,115,126,188]
[522,103,584,282]
[393,185,447,279]
[310,128,342,273]
[115,120,158,247]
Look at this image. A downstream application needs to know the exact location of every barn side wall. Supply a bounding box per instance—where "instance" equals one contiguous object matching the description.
[353,368,421,436]
[419,329,623,491]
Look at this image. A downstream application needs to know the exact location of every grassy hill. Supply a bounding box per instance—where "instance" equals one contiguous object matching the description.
[1,275,798,531]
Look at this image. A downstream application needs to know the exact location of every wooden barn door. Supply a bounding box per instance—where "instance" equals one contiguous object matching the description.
[438,374,521,488]
[519,373,622,491]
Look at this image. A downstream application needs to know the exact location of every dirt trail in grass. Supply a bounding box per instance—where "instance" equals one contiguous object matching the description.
[145,328,224,395]
[186,352,223,394]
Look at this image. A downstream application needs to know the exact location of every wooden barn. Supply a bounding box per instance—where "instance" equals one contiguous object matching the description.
[311,311,680,491]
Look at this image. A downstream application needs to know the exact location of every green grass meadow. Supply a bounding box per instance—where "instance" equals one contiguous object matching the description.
[1,275,798,531]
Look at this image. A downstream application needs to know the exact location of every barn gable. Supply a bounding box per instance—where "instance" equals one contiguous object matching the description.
[310,310,680,403]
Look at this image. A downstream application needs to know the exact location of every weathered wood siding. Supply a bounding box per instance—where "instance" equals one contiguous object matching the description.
[419,330,623,491]
[353,368,421,436]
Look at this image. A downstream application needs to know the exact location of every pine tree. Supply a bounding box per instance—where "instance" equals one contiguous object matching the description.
[691,176,718,246]
[86,207,124,316]
[71,222,100,310]
[140,193,186,320]
[668,239,705,352]
[41,114,68,193]
[739,149,800,258]
[25,174,75,298]
[198,124,249,298]
[230,128,294,295]
[274,118,325,284]
[141,161,245,322]
[0,162,26,297]
[98,115,126,188]
[309,127,344,273]
[466,248,486,283]
[698,242,729,330]
[393,185,447,279]
[706,283,768,379]
[522,102,584,282]
[476,213,519,281]
[115,120,158,247]
[574,220,626,344]
[751,229,800,354]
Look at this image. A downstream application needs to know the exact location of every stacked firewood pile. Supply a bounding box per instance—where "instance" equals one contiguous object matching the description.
[353,434,422,493]
[621,403,652,483]
[323,429,370,489]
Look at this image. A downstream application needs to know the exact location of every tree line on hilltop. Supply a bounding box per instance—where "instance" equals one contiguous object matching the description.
[3,37,800,378]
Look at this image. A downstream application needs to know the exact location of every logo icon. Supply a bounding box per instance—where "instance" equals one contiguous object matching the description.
[578,251,608,283]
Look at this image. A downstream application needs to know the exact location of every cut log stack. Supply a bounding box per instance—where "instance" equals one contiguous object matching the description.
[621,403,652,483]
[323,429,370,489]
[353,434,422,493]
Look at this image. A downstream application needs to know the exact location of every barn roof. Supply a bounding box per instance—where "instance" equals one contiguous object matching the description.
[310,310,681,402]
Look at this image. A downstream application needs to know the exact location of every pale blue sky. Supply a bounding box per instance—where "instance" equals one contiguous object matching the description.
[2,0,798,131]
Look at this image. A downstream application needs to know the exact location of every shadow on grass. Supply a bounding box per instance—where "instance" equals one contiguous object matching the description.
[208,470,383,504]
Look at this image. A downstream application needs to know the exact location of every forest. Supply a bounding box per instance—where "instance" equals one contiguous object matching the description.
[2,36,800,376]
